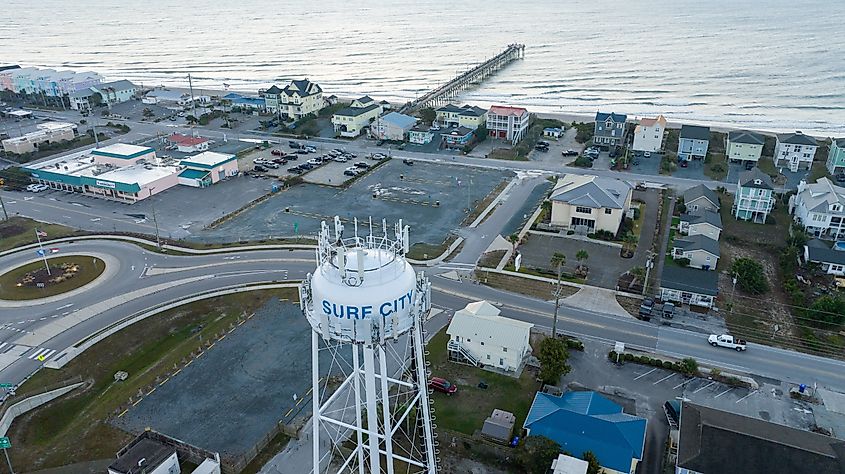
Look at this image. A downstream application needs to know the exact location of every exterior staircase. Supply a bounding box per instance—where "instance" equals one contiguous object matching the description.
[447,339,480,367]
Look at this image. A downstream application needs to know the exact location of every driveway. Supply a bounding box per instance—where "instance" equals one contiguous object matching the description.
[671,158,710,181]
[625,152,662,177]
[527,127,583,164]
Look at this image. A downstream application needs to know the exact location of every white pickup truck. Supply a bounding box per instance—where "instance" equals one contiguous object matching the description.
[708,334,747,351]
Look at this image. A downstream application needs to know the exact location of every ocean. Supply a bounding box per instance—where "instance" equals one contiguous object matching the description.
[2,0,843,134]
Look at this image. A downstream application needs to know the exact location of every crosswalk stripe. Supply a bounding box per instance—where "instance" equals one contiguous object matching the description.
[41,349,57,360]
[28,348,49,360]
[0,342,7,350]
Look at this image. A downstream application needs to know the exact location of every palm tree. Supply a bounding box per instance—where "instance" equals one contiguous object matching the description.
[508,233,520,252]
[550,252,566,338]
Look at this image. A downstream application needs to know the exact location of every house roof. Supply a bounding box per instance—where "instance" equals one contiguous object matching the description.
[834,138,845,148]
[99,79,136,91]
[595,112,626,123]
[222,92,243,100]
[550,175,632,210]
[524,391,646,473]
[447,300,533,350]
[108,438,175,474]
[357,95,375,104]
[436,104,464,113]
[443,126,473,138]
[798,178,845,214]
[805,241,845,267]
[777,131,818,146]
[683,184,719,209]
[728,130,765,145]
[283,79,321,97]
[380,112,417,129]
[169,133,209,146]
[677,402,845,474]
[333,103,381,117]
[680,124,711,141]
[264,85,282,95]
[459,105,487,117]
[739,167,774,190]
[410,124,431,133]
[489,105,528,117]
[638,115,666,128]
[673,234,720,257]
[70,87,97,99]
[660,265,719,296]
[680,210,722,229]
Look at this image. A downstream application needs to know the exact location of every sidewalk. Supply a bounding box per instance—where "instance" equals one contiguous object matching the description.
[562,286,631,317]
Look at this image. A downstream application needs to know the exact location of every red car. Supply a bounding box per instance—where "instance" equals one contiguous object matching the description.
[271,149,282,156]
[429,377,457,395]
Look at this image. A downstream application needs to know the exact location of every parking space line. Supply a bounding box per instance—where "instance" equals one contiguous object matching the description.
[633,368,657,381]
[693,381,716,393]
[653,373,675,385]
[714,388,733,398]
[736,390,758,403]
[673,378,695,390]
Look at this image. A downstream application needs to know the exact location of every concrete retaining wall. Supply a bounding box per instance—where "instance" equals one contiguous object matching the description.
[0,382,84,436]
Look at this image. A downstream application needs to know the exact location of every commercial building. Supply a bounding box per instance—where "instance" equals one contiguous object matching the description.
[677,125,710,161]
[70,80,138,112]
[659,265,718,309]
[169,133,210,153]
[486,105,529,144]
[331,97,383,138]
[676,402,845,474]
[177,151,238,187]
[632,115,666,153]
[775,131,818,172]
[1,121,77,154]
[221,92,265,111]
[524,391,647,474]
[790,177,845,240]
[726,130,765,164]
[734,167,775,223]
[372,112,417,141]
[108,438,179,474]
[446,300,533,376]
[593,112,627,148]
[549,174,633,235]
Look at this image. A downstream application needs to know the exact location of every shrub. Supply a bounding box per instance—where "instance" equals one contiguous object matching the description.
[573,155,593,168]
[663,361,674,369]
[517,435,561,474]
[624,353,634,361]
[679,357,699,376]
[608,350,618,361]
[801,295,845,328]
[564,338,584,351]
[731,258,769,295]
[710,368,722,378]
[675,257,690,267]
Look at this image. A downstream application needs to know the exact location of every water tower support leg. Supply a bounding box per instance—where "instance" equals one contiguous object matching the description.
[363,346,382,473]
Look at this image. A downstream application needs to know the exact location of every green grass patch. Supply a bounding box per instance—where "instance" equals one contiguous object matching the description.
[671,216,680,227]
[0,256,105,300]
[407,235,456,260]
[809,160,831,182]
[240,431,292,474]
[757,157,778,179]
[8,288,297,472]
[0,217,81,253]
[427,328,540,435]
[704,153,728,181]
[488,147,529,161]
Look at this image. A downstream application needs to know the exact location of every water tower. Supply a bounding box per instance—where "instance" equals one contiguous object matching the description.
[300,216,438,474]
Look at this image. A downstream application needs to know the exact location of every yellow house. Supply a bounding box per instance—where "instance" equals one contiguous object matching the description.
[278,79,324,120]
[435,104,487,130]
[331,96,383,138]
[550,174,633,235]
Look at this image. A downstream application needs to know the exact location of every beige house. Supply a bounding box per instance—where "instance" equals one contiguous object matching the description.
[550,174,633,235]
[446,300,533,376]
[678,210,722,241]
[682,184,720,213]
[435,104,487,130]
[331,96,383,138]
[672,235,720,271]
[726,130,765,164]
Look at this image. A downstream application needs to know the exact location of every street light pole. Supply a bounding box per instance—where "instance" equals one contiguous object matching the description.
[149,188,161,250]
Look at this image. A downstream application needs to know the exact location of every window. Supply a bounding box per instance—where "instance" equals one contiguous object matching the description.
[605,208,612,214]
[499,358,504,366]
[486,354,491,360]
[480,341,484,346]
[466,338,471,343]
[576,206,593,214]
[503,347,508,352]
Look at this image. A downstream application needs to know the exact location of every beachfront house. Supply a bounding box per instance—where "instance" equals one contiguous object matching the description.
[775,131,818,172]
[436,104,487,130]
[409,124,434,145]
[677,125,710,161]
[632,115,666,153]
[593,112,627,148]
[671,234,720,270]
[446,300,533,376]
[549,174,632,235]
[278,79,323,120]
[826,138,845,175]
[262,85,283,114]
[524,391,647,474]
[734,167,775,223]
[682,184,720,213]
[660,266,718,309]
[70,80,137,112]
[372,112,417,141]
[222,92,265,112]
[790,177,845,241]
[486,105,529,144]
[331,97,383,138]
[726,130,765,164]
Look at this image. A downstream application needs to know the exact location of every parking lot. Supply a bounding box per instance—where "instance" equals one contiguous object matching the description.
[199,159,512,245]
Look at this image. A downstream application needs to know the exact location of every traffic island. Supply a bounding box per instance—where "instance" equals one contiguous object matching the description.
[0,256,106,301]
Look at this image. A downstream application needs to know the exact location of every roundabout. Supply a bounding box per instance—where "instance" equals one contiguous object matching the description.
[0,254,111,303]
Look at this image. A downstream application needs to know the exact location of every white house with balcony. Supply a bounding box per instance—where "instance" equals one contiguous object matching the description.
[775,131,818,172]
[632,115,666,153]
[486,105,529,144]
[734,167,775,223]
[790,177,845,241]
[446,300,533,377]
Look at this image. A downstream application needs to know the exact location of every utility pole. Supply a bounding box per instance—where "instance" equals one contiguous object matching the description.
[642,253,654,295]
[149,188,162,250]
[730,273,738,314]
[187,74,197,135]
[0,179,8,221]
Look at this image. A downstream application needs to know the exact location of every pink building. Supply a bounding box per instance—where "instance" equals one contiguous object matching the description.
[91,144,157,167]
[178,151,239,187]
[486,105,530,144]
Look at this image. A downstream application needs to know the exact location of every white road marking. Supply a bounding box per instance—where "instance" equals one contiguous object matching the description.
[0,342,7,349]
[653,373,675,385]
[673,379,695,390]
[23,197,34,201]
[57,303,73,309]
[736,390,758,403]
[633,368,657,380]
[714,388,733,399]
[27,348,50,360]
[693,381,716,393]
[6,201,16,204]
[90,217,101,222]
[39,317,47,321]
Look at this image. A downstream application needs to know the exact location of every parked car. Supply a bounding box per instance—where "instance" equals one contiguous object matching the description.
[343,169,358,176]
[836,174,845,183]
[354,162,370,169]
[643,151,652,158]
[287,166,302,174]
[534,143,549,152]
[679,160,688,168]
[334,156,348,163]
[271,149,283,156]
[370,153,386,160]
[562,149,579,157]
[304,146,317,153]
[299,163,314,170]
[428,377,457,395]
[26,183,49,192]
[254,158,270,165]
[286,154,298,161]
[345,152,357,158]
[328,150,341,157]
[289,141,300,149]
[708,334,747,352]
[272,158,288,164]
[638,298,654,320]
[295,149,309,155]
[253,165,268,172]
[403,159,414,166]
[307,158,321,166]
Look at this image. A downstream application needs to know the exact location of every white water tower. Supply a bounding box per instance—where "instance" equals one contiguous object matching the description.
[300,216,438,474]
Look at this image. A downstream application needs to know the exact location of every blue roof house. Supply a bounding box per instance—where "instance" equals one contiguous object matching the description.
[523,391,647,474]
